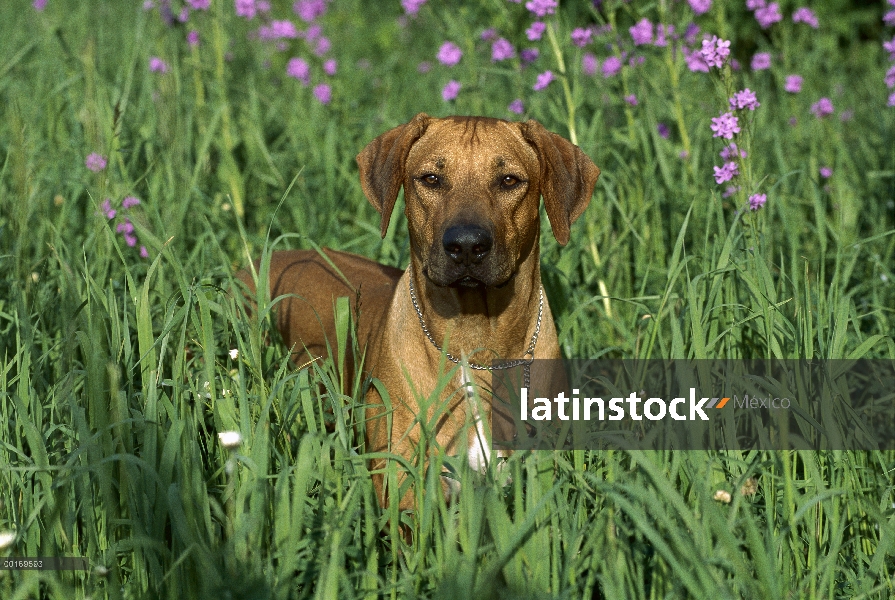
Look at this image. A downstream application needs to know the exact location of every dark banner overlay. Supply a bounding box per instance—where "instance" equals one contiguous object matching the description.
[490,360,895,451]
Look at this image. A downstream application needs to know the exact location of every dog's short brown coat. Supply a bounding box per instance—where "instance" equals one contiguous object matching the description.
[242,114,600,508]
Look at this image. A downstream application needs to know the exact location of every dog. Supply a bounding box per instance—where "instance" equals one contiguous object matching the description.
[241,113,600,509]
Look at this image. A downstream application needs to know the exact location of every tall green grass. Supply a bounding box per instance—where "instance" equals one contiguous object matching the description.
[1,0,894,598]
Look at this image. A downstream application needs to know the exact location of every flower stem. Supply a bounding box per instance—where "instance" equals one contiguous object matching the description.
[545,21,577,145]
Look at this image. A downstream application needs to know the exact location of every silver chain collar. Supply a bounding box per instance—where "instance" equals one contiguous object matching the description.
[408,272,543,386]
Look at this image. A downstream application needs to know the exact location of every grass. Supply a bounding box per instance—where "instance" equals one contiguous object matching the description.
[1,0,894,598]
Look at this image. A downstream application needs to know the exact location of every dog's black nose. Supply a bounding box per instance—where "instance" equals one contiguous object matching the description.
[443,224,493,265]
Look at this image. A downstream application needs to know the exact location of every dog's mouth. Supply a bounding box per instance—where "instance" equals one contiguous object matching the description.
[453,275,485,288]
[425,268,515,289]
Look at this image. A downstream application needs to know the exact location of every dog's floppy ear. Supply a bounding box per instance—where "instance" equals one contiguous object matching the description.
[356,112,431,237]
[521,120,600,246]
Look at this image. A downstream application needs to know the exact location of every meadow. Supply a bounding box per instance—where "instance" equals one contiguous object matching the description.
[1,0,894,598]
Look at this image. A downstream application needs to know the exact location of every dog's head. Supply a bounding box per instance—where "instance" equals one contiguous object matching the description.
[356,113,600,288]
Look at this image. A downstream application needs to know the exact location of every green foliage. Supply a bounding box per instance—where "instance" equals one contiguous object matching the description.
[0,0,893,598]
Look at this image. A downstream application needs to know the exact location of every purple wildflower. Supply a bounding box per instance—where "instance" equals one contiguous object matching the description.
[323,59,337,76]
[520,48,540,64]
[820,167,832,178]
[117,219,138,247]
[313,37,330,56]
[602,56,622,77]
[571,28,592,47]
[187,30,200,47]
[526,21,546,41]
[684,23,700,45]
[533,70,554,91]
[654,24,674,47]
[784,74,803,93]
[86,153,107,172]
[442,80,461,101]
[713,162,739,184]
[688,0,711,15]
[294,0,327,22]
[657,123,670,138]
[508,99,524,114]
[683,47,709,72]
[886,10,895,27]
[481,28,497,41]
[624,94,638,106]
[286,57,311,85]
[729,89,760,110]
[751,52,771,70]
[792,7,818,28]
[884,37,895,60]
[810,97,834,118]
[259,20,298,40]
[492,38,515,61]
[525,0,557,18]
[188,0,210,8]
[140,246,149,258]
[122,196,141,209]
[582,53,598,76]
[33,0,47,10]
[305,24,322,41]
[101,199,116,219]
[710,112,740,139]
[886,65,895,88]
[235,0,257,19]
[888,92,895,107]
[720,143,747,160]
[629,19,653,46]
[700,36,731,68]
[313,83,331,104]
[749,193,767,210]
[746,0,766,10]
[437,42,463,66]
[755,2,782,28]
[723,185,740,198]
[401,0,426,15]
[149,57,170,73]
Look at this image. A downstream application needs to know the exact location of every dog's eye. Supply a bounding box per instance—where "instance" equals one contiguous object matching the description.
[419,174,441,187]
[500,175,522,189]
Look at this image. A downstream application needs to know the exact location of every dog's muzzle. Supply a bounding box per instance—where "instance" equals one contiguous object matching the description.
[437,223,493,287]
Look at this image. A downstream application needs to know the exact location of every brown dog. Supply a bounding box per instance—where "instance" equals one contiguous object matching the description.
[241,113,600,508]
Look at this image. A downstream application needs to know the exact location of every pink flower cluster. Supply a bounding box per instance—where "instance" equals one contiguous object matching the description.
[280,1,334,104]
[100,197,148,258]
[810,97,834,118]
[748,1,782,29]
[729,89,760,111]
[700,36,730,69]
[710,112,740,140]
[525,0,556,18]
[234,0,271,20]
[401,0,426,15]
[149,57,170,73]
[85,152,107,173]
[792,7,819,29]
[886,2,895,107]
[437,42,462,66]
